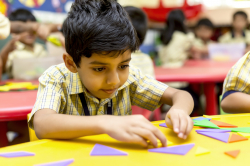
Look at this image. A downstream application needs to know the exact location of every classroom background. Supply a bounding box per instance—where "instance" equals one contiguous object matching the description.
[1,0,250,158]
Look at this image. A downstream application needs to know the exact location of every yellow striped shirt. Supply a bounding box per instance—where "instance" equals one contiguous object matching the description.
[223,52,250,98]
[28,63,168,129]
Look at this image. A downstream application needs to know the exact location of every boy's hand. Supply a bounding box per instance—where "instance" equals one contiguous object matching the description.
[103,115,167,148]
[5,35,21,52]
[165,108,193,140]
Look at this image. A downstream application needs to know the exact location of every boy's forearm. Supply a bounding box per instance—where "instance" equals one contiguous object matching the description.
[34,109,107,139]
[10,21,38,34]
[160,88,194,115]
[171,91,194,115]
[0,46,11,72]
[221,92,250,113]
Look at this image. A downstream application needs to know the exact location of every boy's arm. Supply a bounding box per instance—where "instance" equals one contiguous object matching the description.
[34,108,167,148]
[160,87,194,139]
[221,92,250,113]
[0,36,20,72]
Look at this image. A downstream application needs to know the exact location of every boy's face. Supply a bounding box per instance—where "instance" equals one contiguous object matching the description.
[233,15,248,31]
[18,31,36,46]
[65,50,131,99]
[195,25,213,41]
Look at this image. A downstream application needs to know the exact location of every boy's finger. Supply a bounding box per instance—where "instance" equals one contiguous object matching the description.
[184,117,194,139]
[168,112,180,134]
[131,134,148,148]
[134,128,158,148]
[165,117,173,129]
[148,125,167,147]
[178,115,188,139]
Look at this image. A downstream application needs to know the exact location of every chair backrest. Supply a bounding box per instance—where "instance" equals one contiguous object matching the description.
[27,113,39,141]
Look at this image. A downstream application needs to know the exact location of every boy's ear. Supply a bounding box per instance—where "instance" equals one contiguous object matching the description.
[63,53,78,73]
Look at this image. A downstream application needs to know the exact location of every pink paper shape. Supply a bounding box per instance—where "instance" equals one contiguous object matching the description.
[196,129,231,133]
[90,144,128,156]
[198,131,230,143]
[148,143,195,155]
[35,159,74,166]
[0,151,35,158]
[159,123,168,128]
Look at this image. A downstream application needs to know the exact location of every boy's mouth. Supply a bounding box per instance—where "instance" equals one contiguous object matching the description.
[101,88,117,94]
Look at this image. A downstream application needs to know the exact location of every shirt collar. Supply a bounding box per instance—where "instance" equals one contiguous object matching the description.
[231,30,246,38]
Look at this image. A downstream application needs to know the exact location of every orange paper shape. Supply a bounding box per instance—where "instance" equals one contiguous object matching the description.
[210,120,238,128]
[225,150,240,158]
[228,134,248,143]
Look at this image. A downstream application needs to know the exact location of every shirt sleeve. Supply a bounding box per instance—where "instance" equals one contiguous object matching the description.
[222,52,250,99]
[28,69,65,129]
[129,67,168,111]
[0,13,10,39]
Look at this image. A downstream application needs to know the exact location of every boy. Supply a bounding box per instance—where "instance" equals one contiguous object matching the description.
[124,6,154,78]
[191,18,214,59]
[219,11,250,52]
[29,0,194,148]
[221,52,250,113]
[0,9,47,78]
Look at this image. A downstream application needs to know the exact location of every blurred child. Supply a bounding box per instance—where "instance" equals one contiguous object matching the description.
[219,11,250,52]
[159,9,194,68]
[191,18,214,59]
[0,9,47,78]
[124,6,154,78]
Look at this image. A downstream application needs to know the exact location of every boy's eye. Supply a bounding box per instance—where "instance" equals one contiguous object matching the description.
[93,68,105,72]
[119,65,129,69]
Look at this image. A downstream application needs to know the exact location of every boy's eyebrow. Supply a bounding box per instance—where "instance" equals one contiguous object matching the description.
[89,58,132,65]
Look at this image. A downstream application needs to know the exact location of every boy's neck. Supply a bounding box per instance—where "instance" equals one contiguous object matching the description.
[233,29,244,37]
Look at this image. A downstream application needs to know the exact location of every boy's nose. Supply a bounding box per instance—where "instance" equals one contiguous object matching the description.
[106,71,120,86]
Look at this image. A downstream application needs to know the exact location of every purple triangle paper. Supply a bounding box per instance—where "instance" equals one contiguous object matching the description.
[148,143,195,155]
[196,129,231,133]
[159,123,168,128]
[193,117,211,121]
[198,132,230,143]
[90,144,128,156]
[0,151,35,158]
[34,159,74,166]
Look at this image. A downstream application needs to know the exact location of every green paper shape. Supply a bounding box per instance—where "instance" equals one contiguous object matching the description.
[193,120,220,129]
[220,127,250,133]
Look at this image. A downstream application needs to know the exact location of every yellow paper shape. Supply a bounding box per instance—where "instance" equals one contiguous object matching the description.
[203,115,220,120]
[195,146,210,156]
[237,132,250,138]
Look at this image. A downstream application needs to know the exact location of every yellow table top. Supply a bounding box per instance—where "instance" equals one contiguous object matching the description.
[1,114,250,166]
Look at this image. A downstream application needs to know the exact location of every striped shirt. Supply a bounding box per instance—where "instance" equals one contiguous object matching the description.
[222,52,250,99]
[28,63,168,129]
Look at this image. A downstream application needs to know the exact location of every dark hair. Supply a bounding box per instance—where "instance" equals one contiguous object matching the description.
[124,6,147,45]
[9,9,36,22]
[62,0,139,67]
[233,11,248,20]
[196,18,214,29]
[160,10,186,45]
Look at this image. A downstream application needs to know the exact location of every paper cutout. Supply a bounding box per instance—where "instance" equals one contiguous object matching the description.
[194,120,220,129]
[221,127,250,133]
[198,132,230,143]
[203,115,220,120]
[225,150,240,158]
[196,129,231,133]
[210,120,237,128]
[237,132,250,138]
[228,134,248,143]
[90,144,127,156]
[148,144,195,155]
[34,159,74,166]
[0,151,35,158]
[193,117,211,121]
[195,146,210,156]
[167,140,174,146]
[159,123,168,128]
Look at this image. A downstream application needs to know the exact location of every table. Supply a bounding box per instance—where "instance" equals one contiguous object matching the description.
[0,114,249,166]
[155,60,236,115]
[0,80,38,147]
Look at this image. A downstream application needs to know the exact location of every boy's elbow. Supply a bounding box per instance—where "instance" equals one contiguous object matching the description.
[221,97,235,113]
